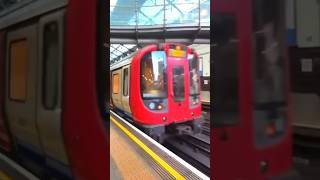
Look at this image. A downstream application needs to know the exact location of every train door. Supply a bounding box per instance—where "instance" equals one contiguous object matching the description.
[121,65,131,113]
[5,25,44,155]
[166,45,189,121]
[213,3,243,178]
[36,11,69,166]
[213,0,291,179]
[251,0,291,178]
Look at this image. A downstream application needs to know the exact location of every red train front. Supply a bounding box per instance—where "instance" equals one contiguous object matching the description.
[111,43,202,141]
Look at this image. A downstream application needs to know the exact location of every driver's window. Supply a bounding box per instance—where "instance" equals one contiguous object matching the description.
[213,12,240,126]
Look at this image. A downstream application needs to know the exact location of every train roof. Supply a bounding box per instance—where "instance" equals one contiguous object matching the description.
[0,0,67,30]
[110,52,135,71]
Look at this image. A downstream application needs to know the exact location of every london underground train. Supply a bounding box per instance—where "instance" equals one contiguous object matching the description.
[213,0,294,179]
[0,0,108,179]
[110,43,202,142]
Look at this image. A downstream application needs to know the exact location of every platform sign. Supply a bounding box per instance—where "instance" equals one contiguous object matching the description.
[169,45,187,58]
[170,49,186,57]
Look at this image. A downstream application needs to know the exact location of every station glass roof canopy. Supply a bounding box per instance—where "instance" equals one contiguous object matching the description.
[110,0,210,26]
[110,0,210,65]
[110,0,210,45]
[110,44,137,64]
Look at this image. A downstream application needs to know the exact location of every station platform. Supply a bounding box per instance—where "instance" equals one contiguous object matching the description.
[0,153,39,180]
[110,111,209,180]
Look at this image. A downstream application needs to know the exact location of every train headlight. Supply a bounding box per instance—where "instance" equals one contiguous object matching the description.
[157,104,163,110]
[192,100,197,105]
[149,102,156,110]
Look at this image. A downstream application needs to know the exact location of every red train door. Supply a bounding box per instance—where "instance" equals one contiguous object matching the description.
[213,0,292,179]
[166,45,190,122]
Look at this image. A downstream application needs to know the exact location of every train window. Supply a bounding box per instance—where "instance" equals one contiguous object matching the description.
[252,0,287,145]
[123,68,129,96]
[189,53,200,106]
[112,73,120,94]
[9,39,28,102]
[42,22,59,109]
[140,51,167,99]
[173,65,185,101]
[213,12,239,126]
[189,54,200,95]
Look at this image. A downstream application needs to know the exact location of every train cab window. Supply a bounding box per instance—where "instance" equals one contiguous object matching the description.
[173,65,185,101]
[112,73,120,94]
[213,12,239,126]
[123,68,129,96]
[189,53,200,106]
[43,22,59,109]
[9,39,28,101]
[140,51,167,99]
[252,0,287,145]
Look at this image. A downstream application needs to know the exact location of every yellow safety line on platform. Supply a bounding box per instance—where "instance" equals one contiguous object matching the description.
[111,116,186,180]
[0,171,11,180]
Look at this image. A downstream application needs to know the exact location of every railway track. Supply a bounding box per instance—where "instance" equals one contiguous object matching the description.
[164,135,210,176]
[164,118,210,176]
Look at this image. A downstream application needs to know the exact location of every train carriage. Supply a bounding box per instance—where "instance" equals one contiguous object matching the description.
[111,43,202,141]
[0,0,108,179]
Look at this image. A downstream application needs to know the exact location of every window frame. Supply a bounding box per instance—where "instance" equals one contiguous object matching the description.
[8,38,28,102]
[213,12,240,127]
[38,10,65,112]
[172,65,185,101]
[140,51,168,100]
[112,73,120,94]
[122,67,129,96]
[42,21,60,110]
[252,0,288,146]
[188,53,200,96]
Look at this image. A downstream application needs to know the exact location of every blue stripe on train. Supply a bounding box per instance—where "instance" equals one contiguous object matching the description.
[15,138,72,180]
